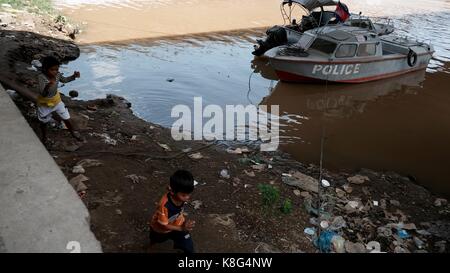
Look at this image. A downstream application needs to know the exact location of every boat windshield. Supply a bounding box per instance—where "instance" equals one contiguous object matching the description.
[309,38,337,54]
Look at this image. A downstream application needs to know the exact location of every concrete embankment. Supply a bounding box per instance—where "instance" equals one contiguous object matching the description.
[0,84,101,253]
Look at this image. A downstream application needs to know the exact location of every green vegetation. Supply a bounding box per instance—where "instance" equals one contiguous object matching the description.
[258,184,294,215]
[0,0,54,14]
[281,198,293,214]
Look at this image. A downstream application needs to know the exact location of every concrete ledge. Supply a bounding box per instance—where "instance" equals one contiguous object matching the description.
[0,85,102,253]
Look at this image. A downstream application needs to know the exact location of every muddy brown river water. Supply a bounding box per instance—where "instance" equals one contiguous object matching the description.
[56,0,450,197]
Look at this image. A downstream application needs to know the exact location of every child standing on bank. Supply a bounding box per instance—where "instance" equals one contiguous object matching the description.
[37,56,82,143]
[149,170,197,253]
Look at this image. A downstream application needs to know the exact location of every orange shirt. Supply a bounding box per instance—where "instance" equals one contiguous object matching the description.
[150,193,185,233]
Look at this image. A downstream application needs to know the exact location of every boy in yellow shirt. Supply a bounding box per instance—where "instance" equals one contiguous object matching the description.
[37,56,82,143]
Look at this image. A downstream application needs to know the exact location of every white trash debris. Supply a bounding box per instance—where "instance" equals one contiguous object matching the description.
[72,165,85,174]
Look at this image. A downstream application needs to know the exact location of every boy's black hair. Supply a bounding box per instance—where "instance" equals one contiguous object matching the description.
[41,56,61,73]
[170,170,194,194]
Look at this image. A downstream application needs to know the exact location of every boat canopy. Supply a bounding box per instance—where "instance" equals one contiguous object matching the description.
[282,0,338,11]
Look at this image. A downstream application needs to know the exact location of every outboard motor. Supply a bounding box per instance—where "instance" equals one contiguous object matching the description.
[252,26,288,56]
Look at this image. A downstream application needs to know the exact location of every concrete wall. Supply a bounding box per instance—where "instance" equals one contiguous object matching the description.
[0,85,102,253]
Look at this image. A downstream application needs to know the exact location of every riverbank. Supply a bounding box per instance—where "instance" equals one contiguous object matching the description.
[1,27,449,253]
[0,1,79,40]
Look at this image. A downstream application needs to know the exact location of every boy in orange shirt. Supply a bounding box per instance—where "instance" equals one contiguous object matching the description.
[149,170,197,253]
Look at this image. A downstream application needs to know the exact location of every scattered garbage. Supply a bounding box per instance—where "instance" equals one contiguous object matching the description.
[366,241,382,253]
[390,199,401,206]
[157,142,171,151]
[31,59,42,68]
[244,170,255,177]
[331,235,346,253]
[191,200,202,210]
[220,169,230,179]
[76,159,102,168]
[72,165,85,174]
[397,229,411,239]
[304,227,316,236]
[226,147,249,154]
[282,171,319,193]
[347,175,370,184]
[188,152,203,159]
[320,220,329,229]
[314,231,337,253]
[434,198,448,207]
[413,237,425,249]
[92,133,117,146]
[330,216,346,230]
[345,241,366,253]
[166,78,175,82]
[251,164,266,171]
[5,89,18,99]
[321,179,330,187]
[125,174,147,184]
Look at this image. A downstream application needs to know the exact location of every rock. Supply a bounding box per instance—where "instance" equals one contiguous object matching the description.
[390,200,401,207]
[244,170,255,177]
[434,198,448,207]
[69,174,89,192]
[293,189,301,196]
[226,147,242,154]
[86,105,97,111]
[366,241,382,253]
[125,174,147,184]
[115,209,122,215]
[220,169,230,179]
[335,188,346,198]
[1,4,12,9]
[401,223,417,230]
[68,90,79,98]
[191,200,202,210]
[345,241,366,253]
[343,184,353,193]
[72,165,85,174]
[76,159,102,168]
[347,175,370,184]
[64,143,80,152]
[300,191,312,199]
[188,152,203,160]
[380,199,387,209]
[282,171,319,193]
[254,242,281,253]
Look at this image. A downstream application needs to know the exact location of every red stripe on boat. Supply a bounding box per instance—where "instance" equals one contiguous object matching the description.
[276,65,428,83]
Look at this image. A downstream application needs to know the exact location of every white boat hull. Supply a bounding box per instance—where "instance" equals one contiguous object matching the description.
[270,51,433,83]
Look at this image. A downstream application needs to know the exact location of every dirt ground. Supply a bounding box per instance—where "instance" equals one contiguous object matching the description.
[1,28,449,253]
